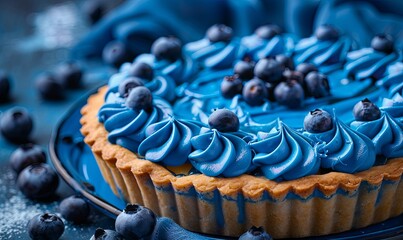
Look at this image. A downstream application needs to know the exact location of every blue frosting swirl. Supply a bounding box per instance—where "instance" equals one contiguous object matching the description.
[188,129,253,177]
[250,120,320,180]
[98,103,165,152]
[294,36,352,73]
[184,38,243,69]
[240,33,295,61]
[138,118,204,166]
[376,62,403,89]
[350,112,403,158]
[381,93,403,123]
[303,117,376,173]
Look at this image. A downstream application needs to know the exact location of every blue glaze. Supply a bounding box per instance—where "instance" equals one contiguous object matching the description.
[304,116,376,173]
[350,112,403,158]
[189,129,252,177]
[138,117,205,166]
[250,120,320,180]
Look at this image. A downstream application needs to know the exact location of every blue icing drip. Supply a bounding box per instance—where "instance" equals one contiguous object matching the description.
[240,33,295,60]
[250,120,320,180]
[350,112,403,158]
[189,129,252,177]
[138,117,205,166]
[304,117,376,173]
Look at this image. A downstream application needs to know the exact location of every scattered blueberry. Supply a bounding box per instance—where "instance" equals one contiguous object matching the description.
[275,54,294,70]
[35,73,64,100]
[282,69,304,85]
[55,62,83,89]
[127,61,154,81]
[206,24,233,43]
[234,60,255,80]
[242,78,268,106]
[304,109,333,133]
[9,144,46,174]
[118,77,144,98]
[151,36,182,62]
[208,109,239,132]
[59,195,90,224]
[115,204,156,240]
[255,24,282,39]
[239,226,273,240]
[0,70,11,102]
[125,86,153,112]
[295,63,318,77]
[221,75,243,99]
[83,0,104,25]
[27,213,64,240]
[274,80,305,108]
[90,228,125,240]
[103,41,134,68]
[353,98,381,121]
[17,163,59,200]
[0,107,33,143]
[315,24,339,41]
[304,72,330,98]
[371,34,394,54]
[254,58,283,83]
[264,82,276,102]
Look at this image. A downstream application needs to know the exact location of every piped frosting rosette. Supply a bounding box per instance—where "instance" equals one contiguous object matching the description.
[381,93,403,123]
[250,120,320,180]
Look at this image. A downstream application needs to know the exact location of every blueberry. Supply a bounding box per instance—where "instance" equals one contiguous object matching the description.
[17,163,59,200]
[234,60,255,80]
[282,69,304,85]
[239,226,273,240]
[0,70,11,102]
[242,78,268,106]
[127,62,154,81]
[315,24,339,41]
[0,107,33,143]
[274,80,305,108]
[118,77,144,98]
[151,36,182,62]
[353,98,381,121]
[27,213,64,240]
[255,24,282,39]
[10,144,46,174]
[125,86,153,112]
[206,24,233,43]
[304,72,330,98]
[221,75,243,99]
[264,82,276,102]
[208,109,239,132]
[55,62,83,89]
[115,204,156,240]
[371,34,394,54]
[304,109,333,133]
[83,0,104,25]
[275,54,294,70]
[103,41,134,68]
[35,73,64,100]
[91,228,125,240]
[254,58,283,83]
[295,63,318,78]
[59,195,90,224]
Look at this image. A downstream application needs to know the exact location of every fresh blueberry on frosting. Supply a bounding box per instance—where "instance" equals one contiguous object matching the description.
[353,98,381,121]
[10,144,46,174]
[242,78,268,106]
[254,58,283,83]
[208,109,239,132]
[282,69,304,85]
[0,107,33,143]
[206,24,233,43]
[126,61,154,81]
[221,75,243,99]
[0,70,11,102]
[304,72,330,98]
[151,36,182,62]
[239,226,273,240]
[125,86,153,112]
[115,204,156,240]
[274,80,304,108]
[118,77,144,98]
[102,40,134,68]
[371,34,394,54]
[295,63,318,77]
[255,24,282,39]
[275,54,294,70]
[304,109,333,133]
[315,24,339,41]
[27,213,64,240]
[234,60,255,80]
